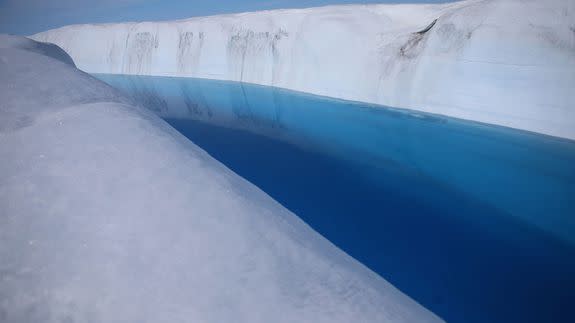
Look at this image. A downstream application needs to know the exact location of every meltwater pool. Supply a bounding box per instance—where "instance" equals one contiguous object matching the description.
[96,74,575,323]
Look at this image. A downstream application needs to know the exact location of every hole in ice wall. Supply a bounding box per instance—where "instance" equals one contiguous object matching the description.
[96,74,575,323]
[399,18,437,58]
[415,19,437,35]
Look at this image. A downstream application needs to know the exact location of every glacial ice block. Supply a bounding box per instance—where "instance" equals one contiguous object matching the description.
[32,0,575,139]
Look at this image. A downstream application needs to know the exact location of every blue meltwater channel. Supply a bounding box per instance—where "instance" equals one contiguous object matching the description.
[96,74,575,323]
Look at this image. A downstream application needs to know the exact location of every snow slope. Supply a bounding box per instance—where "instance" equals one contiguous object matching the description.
[32,0,575,139]
[0,35,442,323]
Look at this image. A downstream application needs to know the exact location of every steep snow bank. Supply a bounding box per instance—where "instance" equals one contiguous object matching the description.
[0,36,442,323]
[0,34,75,66]
[32,0,575,139]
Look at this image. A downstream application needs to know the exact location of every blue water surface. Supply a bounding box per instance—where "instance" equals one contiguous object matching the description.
[96,74,575,323]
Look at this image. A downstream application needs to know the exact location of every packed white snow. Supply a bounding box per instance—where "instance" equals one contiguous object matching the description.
[32,0,575,139]
[0,34,443,323]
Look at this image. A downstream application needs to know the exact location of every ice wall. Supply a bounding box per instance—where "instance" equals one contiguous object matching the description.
[32,0,575,139]
[0,34,442,323]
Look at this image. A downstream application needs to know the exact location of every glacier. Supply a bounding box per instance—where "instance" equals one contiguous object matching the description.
[0,34,443,323]
[32,0,575,139]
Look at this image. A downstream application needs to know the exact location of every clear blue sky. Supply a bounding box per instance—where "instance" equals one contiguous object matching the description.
[0,0,455,35]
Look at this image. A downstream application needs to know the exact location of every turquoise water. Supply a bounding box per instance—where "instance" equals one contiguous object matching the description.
[96,74,575,323]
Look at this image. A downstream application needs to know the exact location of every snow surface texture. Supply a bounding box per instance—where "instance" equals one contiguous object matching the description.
[0,34,442,323]
[32,0,575,139]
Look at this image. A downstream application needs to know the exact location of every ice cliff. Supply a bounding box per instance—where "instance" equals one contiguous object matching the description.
[0,34,442,323]
[32,0,575,139]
